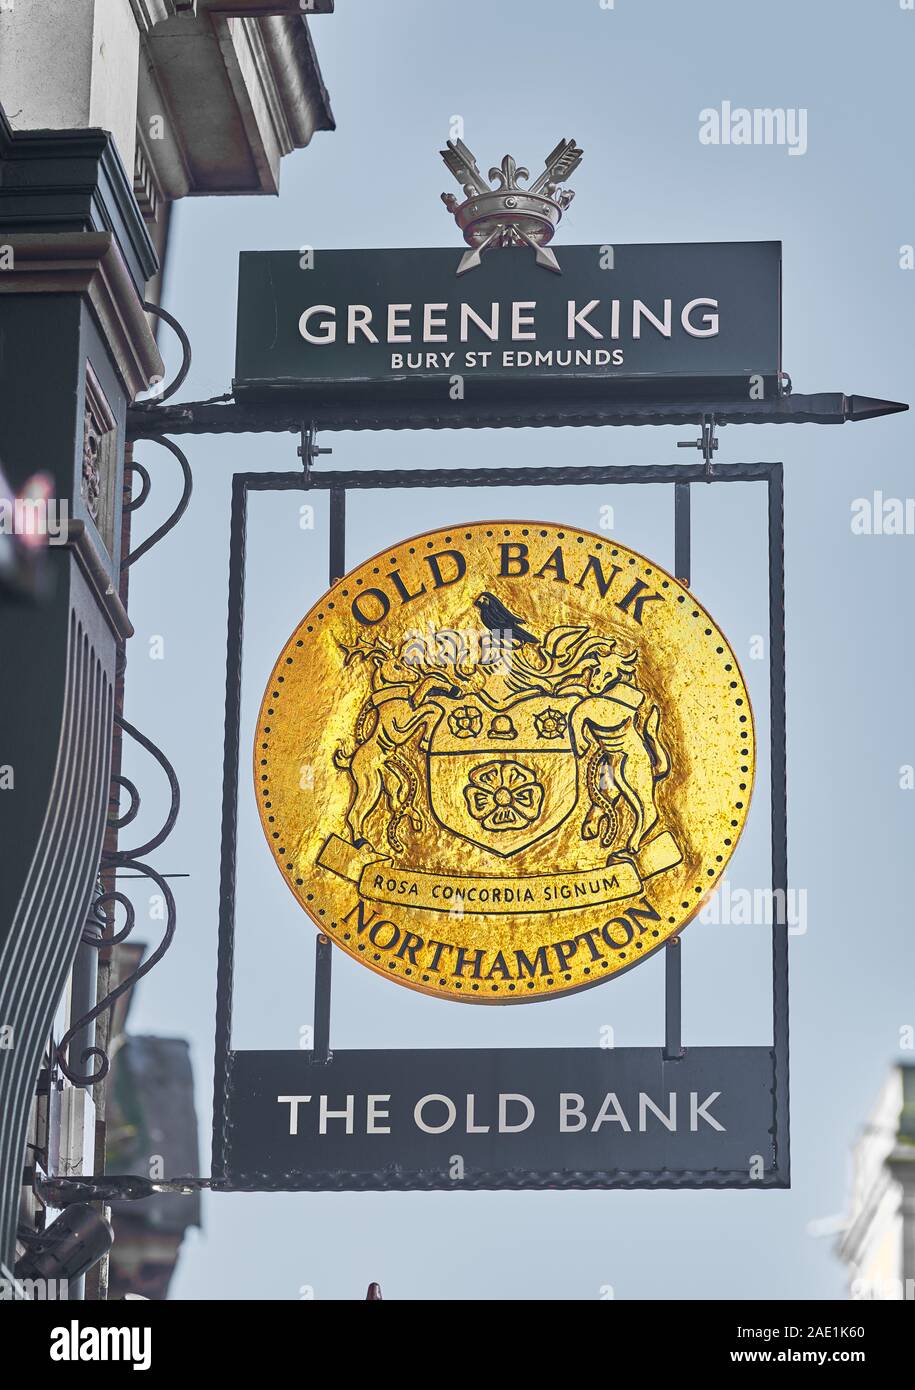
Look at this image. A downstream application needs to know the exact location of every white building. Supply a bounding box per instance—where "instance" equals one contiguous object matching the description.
[0,0,334,292]
[838,1062,915,1301]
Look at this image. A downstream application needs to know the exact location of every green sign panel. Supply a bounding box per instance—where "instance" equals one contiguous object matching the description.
[234,242,781,407]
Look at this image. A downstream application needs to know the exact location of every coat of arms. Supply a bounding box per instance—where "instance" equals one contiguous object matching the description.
[331,618,674,869]
[255,522,755,1003]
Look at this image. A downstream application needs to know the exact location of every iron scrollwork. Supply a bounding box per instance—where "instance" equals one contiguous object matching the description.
[55,719,181,1085]
[55,302,193,1087]
[122,436,192,570]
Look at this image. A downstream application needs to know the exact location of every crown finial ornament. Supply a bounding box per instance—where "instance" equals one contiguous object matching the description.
[440,137,583,276]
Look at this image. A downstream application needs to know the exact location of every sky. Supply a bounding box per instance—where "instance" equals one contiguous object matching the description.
[120,0,915,1300]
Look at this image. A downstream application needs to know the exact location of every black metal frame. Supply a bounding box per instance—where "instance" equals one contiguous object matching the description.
[211,459,788,1191]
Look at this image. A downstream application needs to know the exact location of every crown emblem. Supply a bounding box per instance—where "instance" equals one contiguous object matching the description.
[440,137,583,276]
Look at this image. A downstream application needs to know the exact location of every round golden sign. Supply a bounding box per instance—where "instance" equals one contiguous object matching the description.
[255,521,754,1003]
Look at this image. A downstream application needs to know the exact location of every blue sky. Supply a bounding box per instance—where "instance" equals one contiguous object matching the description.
[121,0,915,1299]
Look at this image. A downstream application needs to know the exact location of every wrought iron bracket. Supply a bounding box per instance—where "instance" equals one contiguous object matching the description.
[123,435,192,570]
[126,390,907,439]
[54,855,177,1086]
[54,717,181,1086]
[51,308,192,1094]
[36,1174,211,1207]
[134,301,192,406]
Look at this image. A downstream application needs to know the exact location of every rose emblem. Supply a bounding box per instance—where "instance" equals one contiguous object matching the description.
[463,760,544,832]
[534,707,567,739]
[448,705,483,738]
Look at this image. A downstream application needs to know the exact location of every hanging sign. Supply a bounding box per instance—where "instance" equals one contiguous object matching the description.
[255,521,754,1002]
[217,140,789,1193]
[235,132,778,407]
[234,241,781,405]
[221,1045,778,1191]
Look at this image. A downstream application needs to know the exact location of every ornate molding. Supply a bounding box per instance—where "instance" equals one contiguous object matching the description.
[0,232,164,401]
[133,141,162,223]
[83,362,119,554]
[0,108,159,294]
[66,521,135,644]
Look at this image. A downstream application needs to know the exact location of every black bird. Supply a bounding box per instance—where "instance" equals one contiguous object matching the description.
[474,591,539,646]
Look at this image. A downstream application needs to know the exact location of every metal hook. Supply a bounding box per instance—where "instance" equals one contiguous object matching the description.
[677,413,719,480]
[298,420,332,484]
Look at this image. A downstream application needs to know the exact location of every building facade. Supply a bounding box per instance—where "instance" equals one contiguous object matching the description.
[838,1063,915,1301]
[0,0,334,1294]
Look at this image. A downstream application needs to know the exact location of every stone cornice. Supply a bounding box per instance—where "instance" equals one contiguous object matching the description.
[0,232,164,401]
[259,14,335,149]
[138,7,333,198]
[129,0,198,31]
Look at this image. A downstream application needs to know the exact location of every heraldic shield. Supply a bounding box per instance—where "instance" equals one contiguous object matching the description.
[427,692,579,857]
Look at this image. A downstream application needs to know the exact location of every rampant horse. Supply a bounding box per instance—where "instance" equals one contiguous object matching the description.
[505,624,671,854]
[333,637,456,853]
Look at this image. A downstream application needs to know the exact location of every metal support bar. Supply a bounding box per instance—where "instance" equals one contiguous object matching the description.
[674,479,691,587]
[664,937,684,1061]
[36,1174,211,1207]
[768,465,790,1182]
[664,477,691,1060]
[313,935,333,1063]
[234,462,778,493]
[126,391,907,439]
[211,476,247,1182]
[310,487,344,1060]
[329,486,346,583]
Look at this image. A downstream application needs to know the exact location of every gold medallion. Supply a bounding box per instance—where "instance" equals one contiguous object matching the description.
[255,521,754,1003]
